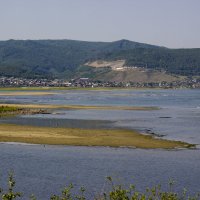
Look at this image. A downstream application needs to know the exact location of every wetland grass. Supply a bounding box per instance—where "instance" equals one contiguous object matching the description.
[0,106,21,117]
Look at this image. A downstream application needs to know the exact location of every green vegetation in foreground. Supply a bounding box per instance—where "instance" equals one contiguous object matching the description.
[0,124,194,149]
[0,174,199,200]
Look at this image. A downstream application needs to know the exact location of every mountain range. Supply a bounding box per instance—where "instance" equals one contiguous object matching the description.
[0,39,199,81]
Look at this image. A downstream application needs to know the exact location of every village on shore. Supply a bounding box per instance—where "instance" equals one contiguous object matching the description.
[0,76,200,89]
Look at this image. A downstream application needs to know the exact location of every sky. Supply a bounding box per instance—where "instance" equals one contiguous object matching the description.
[0,0,200,48]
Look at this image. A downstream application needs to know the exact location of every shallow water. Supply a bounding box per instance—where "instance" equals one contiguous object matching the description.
[0,116,113,129]
[1,89,200,107]
[0,89,199,144]
[0,89,200,199]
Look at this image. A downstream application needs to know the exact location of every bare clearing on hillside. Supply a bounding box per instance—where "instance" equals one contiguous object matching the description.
[85,60,127,71]
[85,60,185,82]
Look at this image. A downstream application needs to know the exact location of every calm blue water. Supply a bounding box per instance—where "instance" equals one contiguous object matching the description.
[1,89,200,144]
[0,144,200,199]
[1,89,200,107]
[0,89,200,199]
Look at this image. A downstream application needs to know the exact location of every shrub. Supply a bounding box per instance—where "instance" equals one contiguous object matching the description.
[0,174,199,200]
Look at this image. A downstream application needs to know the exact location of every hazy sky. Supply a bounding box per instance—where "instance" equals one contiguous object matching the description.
[0,0,200,48]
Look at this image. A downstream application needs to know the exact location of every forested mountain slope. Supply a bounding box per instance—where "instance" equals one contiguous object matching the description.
[0,39,199,79]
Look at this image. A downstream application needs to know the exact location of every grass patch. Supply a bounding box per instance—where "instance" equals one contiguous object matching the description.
[0,124,193,149]
[0,105,50,117]
[0,106,22,117]
[0,106,19,113]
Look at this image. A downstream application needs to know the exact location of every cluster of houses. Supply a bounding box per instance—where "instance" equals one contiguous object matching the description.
[0,76,199,89]
[0,77,70,87]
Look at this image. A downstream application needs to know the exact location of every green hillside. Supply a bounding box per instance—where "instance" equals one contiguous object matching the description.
[0,39,199,79]
[101,48,200,76]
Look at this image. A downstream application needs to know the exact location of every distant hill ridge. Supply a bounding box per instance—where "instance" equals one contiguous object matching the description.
[0,39,199,80]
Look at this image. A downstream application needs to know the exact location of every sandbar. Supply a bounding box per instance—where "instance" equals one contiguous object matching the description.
[0,103,158,111]
[0,91,56,96]
[0,124,193,149]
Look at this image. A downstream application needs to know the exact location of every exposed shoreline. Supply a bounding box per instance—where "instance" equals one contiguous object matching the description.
[0,86,194,91]
[0,123,194,149]
[0,98,195,150]
[0,103,159,111]
[0,91,56,96]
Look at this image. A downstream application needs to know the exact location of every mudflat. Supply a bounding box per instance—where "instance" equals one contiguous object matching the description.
[0,124,193,149]
[0,103,158,111]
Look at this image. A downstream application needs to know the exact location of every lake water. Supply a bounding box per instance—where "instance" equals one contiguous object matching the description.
[0,89,200,199]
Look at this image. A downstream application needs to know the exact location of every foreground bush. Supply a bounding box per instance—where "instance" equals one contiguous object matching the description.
[0,173,21,200]
[0,174,199,200]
